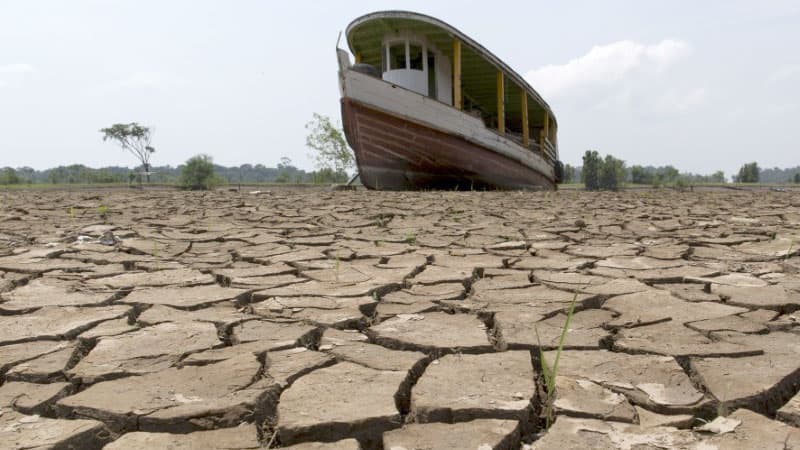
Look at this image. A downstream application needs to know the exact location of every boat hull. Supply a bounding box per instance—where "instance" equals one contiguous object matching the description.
[341,98,555,191]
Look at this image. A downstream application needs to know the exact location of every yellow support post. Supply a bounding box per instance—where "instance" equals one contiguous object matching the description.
[543,111,550,140]
[355,52,362,64]
[521,92,529,146]
[453,40,462,110]
[496,71,505,135]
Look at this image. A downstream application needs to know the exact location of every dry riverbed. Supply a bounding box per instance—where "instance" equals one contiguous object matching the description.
[0,188,799,449]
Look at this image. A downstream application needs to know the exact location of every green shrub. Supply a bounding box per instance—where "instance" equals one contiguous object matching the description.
[179,154,217,190]
[599,155,625,191]
[735,162,759,183]
[310,168,349,184]
[581,150,600,191]
[0,167,21,185]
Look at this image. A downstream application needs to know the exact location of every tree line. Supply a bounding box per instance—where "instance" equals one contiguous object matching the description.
[562,152,800,189]
[1,114,355,188]
[0,162,349,186]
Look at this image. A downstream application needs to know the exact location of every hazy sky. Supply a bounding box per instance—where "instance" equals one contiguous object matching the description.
[1,0,798,176]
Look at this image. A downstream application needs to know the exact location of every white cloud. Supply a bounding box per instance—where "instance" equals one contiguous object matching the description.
[525,39,691,98]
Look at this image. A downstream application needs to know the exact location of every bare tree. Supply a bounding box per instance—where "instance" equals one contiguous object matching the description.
[100,123,155,182]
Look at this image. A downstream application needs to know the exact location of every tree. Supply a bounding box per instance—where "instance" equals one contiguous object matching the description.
[310,168,349,184]
[794,173,800,184]
[599,155,626,191]
[305,113,355,174]
[710,171,726,183]
[0,167,21,185]
[581,150,600,191]
[630,165,652,185]
[735,162,760,183]
[100,123,155,182]
[563,164,576,183]
[179,154,217,190]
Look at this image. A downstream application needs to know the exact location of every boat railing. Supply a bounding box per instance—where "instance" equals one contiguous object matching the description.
[542,138,557,162]
[502,130,557,163]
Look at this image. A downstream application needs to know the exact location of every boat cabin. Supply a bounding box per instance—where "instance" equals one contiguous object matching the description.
[346,12,558,162]
[379,34,453,105]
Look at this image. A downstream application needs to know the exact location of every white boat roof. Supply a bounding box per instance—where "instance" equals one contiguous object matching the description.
[346,10,557,127]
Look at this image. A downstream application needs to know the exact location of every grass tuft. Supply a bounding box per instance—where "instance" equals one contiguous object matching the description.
[536,288,580,428]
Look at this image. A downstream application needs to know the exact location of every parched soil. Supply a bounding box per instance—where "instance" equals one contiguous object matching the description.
[0,188,799,449]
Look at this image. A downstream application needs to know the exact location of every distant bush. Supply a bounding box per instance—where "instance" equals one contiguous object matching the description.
[630,165,651,184]
[710,171,726,183]
[582,151,625,191]
[793,173,800,184]
[599,155,626,191]
[735,162,760,183]
[179,155,218,190]
[0,168,21,185]
[310,168,349,184]
[562,164,576,183]
[581,150,600,190]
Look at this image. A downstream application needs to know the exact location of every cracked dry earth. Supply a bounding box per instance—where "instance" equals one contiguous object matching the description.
[0,188,799,450]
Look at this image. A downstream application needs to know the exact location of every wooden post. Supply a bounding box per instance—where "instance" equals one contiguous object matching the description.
[355,52,362,64]
[540,111,549,151]
[543,111,550,140]
[453,39,462,110]
[496,71,505,135]
[521,92,529,146]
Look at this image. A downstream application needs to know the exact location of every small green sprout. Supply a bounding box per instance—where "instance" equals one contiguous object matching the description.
[536,288,581,428]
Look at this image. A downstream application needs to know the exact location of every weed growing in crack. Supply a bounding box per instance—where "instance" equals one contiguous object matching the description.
[535,289,580,428]
[405,232,417,245]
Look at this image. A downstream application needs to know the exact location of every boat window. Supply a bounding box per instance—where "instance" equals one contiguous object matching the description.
[409,44,423,71]
[389,43,406,70]
[427,53,437,97]
[381,44,387,72]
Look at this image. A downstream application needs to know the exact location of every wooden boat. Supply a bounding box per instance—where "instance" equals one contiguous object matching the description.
[338,11,563,190]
